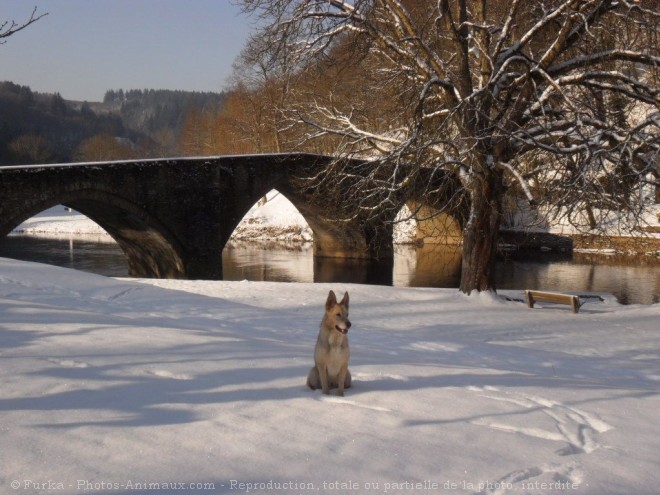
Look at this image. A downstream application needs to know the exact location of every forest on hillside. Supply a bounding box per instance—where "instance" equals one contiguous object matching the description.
[0,81,128,164]
[0,81,226,165]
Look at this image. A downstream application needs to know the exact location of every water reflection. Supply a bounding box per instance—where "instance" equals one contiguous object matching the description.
[394,244,462,287]
[494,251,660,305]
[0,234,128,277]
[222,242,313,283]
[0,234,658,304]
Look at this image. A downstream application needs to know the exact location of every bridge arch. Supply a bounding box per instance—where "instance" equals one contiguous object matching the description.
[402,201,463,246]
[227,180,394,260]
[4,190,186,278]
[228,189,312,242]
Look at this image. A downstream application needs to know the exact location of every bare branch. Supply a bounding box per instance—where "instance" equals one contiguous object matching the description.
[0,7,47,43]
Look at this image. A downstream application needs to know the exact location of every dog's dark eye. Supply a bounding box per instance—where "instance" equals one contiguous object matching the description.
[336,313,341,317]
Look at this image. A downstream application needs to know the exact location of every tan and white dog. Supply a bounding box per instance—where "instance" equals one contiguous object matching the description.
[306,290,352,396]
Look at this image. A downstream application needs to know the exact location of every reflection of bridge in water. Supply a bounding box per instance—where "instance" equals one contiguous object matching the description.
[0,153,463,279]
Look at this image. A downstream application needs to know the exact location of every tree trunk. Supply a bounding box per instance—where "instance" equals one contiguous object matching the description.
[459,172,505,295]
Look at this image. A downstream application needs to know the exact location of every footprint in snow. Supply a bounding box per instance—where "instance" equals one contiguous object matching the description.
[47,358,89,368]
[353,372,408,382]
[472,463,584,495]
[319,396,391,412]
[145,369,193,380]
[466,386,612,456]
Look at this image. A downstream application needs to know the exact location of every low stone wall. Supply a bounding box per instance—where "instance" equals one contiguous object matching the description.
[572,234,660,255]
[499,230,660,256]
[498,230,573,252]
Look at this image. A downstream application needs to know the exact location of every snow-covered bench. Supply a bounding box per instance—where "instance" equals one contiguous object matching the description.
[525,290,580,314]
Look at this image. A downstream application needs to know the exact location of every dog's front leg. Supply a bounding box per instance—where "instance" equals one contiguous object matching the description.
[317,364,330,395]
[337,365,348,397]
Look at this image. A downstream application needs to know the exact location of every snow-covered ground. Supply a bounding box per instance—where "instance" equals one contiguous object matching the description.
[1,256,659,495]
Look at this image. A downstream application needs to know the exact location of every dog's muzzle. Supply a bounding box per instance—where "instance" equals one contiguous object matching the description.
[335,321,351,335]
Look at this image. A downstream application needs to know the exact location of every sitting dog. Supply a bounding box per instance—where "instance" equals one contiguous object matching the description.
[306,290,352,396]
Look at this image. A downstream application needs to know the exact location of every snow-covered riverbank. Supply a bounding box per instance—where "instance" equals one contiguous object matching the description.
[11,205,113,238]
[1,257,659,494]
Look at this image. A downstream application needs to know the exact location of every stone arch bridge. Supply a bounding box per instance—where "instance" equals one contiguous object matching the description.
[0,153,463,279]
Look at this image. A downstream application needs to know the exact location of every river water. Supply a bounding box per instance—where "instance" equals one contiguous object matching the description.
[1,234,658,305]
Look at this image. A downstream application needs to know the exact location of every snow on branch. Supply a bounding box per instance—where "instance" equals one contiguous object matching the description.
[549,50,660,76]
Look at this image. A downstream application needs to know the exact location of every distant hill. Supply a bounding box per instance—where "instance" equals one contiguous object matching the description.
[0,81,129,164]
[97,88,226,138]
[0,81,226,165]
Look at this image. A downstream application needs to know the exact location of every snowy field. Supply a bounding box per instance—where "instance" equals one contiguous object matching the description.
[1,257,659,495]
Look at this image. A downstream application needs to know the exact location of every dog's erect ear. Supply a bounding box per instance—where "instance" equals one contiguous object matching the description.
[340,291,349,308]
[326,290,337,310]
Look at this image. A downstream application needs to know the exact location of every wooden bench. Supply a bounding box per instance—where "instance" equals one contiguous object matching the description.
[525,290,581,313]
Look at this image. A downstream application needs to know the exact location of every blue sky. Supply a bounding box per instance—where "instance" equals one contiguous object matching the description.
[2,1,254,101]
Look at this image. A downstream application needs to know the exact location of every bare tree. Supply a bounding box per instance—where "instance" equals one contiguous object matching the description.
[1,7,47,43]
[229,37,294,153]
[239,0,659,294]
[74,134,137,162]
[8,134,52,164]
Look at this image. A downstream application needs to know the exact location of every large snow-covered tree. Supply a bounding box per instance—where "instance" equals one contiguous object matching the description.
[239,0,659,294]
